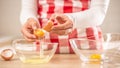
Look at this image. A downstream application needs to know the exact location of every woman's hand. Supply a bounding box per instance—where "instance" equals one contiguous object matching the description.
[50,13,73,35]
[21,18,40,41]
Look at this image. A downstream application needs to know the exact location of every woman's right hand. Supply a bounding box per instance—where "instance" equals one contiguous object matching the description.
[21,18,40,41]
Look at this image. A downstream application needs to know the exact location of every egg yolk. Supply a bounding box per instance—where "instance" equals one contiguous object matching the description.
[90,54,101,60]
[34,29,45,38]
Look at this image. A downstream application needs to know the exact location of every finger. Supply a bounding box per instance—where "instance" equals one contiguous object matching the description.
[21,28,36,39]
[51,28,73,35]
[56,15,65,24]
[23,35,36,42]
[51,30,66,35]
[32,21,40,30]
[50,14,64,23]
[52,20,73,30]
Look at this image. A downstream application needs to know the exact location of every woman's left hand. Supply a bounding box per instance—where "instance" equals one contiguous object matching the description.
[50,13,73,35]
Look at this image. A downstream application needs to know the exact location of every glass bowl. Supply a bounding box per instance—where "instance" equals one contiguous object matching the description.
[102,33,120,67]
[12,39,58,64]
[69,38,103,63]
[69,33,120,65]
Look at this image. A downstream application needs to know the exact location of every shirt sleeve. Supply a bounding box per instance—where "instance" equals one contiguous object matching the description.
[65,0,110,29]
[20,0,38,25]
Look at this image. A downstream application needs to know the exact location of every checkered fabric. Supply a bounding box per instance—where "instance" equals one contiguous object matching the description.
[37,0,90,18]
[37,0,102,54]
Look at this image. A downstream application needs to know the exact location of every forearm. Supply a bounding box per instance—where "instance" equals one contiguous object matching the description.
[20,0,38,25]
[66,0,110,28]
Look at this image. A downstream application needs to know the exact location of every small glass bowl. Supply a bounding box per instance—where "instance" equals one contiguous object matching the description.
[12,39,58,64]
[69,38,103,63]
[102,33,120,67]
[70,33,120,65]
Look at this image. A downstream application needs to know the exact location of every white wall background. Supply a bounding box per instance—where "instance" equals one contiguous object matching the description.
[0,0,21,36]
[101,0,120,33]
[0,0,120,37]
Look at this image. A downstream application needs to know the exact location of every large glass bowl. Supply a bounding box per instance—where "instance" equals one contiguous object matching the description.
[69,33,120,64]
[12,39,58,64]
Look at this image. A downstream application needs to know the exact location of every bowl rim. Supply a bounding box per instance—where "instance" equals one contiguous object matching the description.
[12,39,58,44]
[69,38,100,42]
[12,39,58,48]
[69,33,120,41]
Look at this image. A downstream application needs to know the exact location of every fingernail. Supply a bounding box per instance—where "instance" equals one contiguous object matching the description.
[53,19,58,25]
[53,22,58,25]
[33,26,37,30]
[51,19,55,22]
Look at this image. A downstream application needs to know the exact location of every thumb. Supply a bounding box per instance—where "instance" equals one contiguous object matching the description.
[32,22,40,30]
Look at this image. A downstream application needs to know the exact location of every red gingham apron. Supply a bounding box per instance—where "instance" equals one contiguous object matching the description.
[37,0,102,54]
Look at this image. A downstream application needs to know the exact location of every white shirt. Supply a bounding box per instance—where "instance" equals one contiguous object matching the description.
[20,0,110,29]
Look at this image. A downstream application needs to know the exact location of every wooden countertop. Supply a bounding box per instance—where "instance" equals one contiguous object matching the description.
[0,54,102,68]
